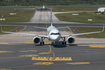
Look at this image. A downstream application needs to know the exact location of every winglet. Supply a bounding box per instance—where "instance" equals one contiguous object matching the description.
[50,9,53,26]
[1,26,3,33]
[1,26,9,33]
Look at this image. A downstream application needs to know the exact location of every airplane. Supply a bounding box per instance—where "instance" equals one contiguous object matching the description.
[43,5,45,9]
[1,9,104,46]
[35,4,49,11]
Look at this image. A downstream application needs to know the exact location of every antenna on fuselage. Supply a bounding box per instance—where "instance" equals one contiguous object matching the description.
[50,9,53,26]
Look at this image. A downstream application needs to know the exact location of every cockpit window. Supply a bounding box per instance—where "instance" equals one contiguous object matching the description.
[50,33,60,35]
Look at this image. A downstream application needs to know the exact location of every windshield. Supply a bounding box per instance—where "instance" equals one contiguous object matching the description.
[50,33,60,35]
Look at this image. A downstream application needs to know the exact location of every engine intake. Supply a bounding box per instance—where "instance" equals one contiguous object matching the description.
[67,37,75,43]
[33,37,40,44]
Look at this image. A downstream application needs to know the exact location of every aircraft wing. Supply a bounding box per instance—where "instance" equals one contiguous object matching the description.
[61,26,104,37]
[1,27,48,38]
[2,31,48,37]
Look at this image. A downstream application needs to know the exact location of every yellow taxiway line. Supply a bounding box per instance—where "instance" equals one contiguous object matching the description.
[32,57,72,61]
[90,45,105,48]
[67,26,78,38]
[66,62,90,65]
[0,50,37,53]
[33,62,53,65]
[0,40,6,41]
[25,41,33,43]
[19,50,37,52]
[19,55,38,57]
[0,69,11,70]
[19,26,27,32]
[0,51,14,53]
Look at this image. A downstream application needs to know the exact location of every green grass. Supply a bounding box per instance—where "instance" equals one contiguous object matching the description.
[53,8,97,12]
[0,9,35,22]
[56,12,105,24]
[0,9,35,34]
[0,26,17,34]
[0,6,35,8]
[77,27,105,38]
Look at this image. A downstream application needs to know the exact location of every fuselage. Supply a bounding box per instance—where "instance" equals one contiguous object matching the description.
[43,5,45,9]
[47,25,61,41]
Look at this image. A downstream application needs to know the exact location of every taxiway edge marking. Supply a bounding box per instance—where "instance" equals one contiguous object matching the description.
[19,26,27,32]
[67,26,78,38]
[66,62,90,65]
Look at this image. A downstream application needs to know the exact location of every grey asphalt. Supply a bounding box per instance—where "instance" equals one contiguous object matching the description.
[0,44,105,70]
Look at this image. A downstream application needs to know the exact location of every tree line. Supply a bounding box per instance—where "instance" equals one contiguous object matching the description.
[0,0,105,6]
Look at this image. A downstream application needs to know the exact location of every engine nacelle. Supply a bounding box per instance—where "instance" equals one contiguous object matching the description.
[33,37,40,44]
[67,37,75,43]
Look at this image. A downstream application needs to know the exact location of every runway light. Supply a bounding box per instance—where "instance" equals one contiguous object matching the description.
[73,30,75,31]
[16,30,18,32]
[3,19,5,21]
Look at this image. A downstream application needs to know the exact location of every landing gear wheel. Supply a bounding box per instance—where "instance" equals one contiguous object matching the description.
[40,42,44,45]
[62,41,66,45]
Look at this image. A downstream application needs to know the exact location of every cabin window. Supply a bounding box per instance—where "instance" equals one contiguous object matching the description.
[50,33,60,35]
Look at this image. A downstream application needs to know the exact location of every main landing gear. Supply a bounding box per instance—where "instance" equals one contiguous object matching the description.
[62,37,66,45]
[40,37,45,45]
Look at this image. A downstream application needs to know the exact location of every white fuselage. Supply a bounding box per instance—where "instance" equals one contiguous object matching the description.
[47,25,61,41]
[43,5,45,9]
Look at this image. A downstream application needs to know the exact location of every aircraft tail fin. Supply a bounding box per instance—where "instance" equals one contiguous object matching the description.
[50,9,53,26]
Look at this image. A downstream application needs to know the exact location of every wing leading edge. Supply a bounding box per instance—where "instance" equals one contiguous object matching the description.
[1,26,48,38]
[62,25,104,37]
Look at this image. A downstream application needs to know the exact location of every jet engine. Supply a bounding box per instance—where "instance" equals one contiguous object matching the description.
[67,37,75,43]
[33,37,40,44]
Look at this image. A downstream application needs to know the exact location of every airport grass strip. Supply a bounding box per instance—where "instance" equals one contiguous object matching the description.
[55,12,105,24]
[53,7,97,12]
[0,9,35,22]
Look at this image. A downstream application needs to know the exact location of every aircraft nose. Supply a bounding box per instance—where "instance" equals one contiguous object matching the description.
[50,35,60,41]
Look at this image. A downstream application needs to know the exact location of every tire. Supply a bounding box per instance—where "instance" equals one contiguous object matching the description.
[40,42,44,45]
[62,41,66,45]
